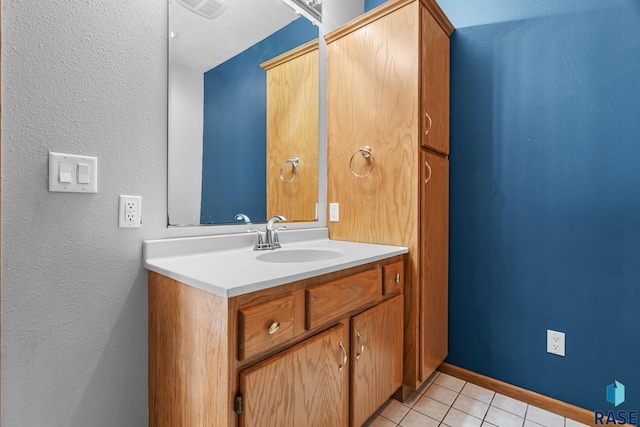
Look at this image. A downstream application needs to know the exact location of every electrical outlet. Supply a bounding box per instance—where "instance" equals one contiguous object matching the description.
[547,330,565,356]
[329,203,339,222]
[119,195,142,228]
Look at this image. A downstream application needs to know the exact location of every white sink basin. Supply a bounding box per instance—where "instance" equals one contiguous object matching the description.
[256,248,345,263]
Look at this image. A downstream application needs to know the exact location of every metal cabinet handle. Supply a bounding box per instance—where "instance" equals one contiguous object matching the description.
[356,331,365,360]
[396,273,401,283]
[425,112,433,136]
[268,321,280,335]
[425,161,432,184]
[338,340,347,372]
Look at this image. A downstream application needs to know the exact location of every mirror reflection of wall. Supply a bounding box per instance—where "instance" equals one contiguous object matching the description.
[168,0,367,227]
[201,19,318,225]
[168,0,318,226]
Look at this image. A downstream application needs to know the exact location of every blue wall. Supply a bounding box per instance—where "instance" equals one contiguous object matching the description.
[438,0,640,413]
[201,18,317,224]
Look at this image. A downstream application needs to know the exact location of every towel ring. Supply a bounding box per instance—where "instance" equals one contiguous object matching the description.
[279,157,299,183]
[349,146,375,178]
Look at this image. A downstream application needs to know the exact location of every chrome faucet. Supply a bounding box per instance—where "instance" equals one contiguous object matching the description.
[248,215,286,251]
[266,215,287,250]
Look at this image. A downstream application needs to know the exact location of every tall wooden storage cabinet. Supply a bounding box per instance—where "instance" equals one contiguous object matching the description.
[326,0,453,392]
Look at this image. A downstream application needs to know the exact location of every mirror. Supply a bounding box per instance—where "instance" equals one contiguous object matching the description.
[168,0,319,226]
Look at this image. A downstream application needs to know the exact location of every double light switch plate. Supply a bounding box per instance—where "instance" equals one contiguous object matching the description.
[48,152,98,193]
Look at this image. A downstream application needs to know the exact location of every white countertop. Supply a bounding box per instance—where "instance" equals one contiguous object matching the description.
[143,228,408,297]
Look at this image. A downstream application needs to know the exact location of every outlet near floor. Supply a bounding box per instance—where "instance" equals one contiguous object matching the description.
[547,329,565,356]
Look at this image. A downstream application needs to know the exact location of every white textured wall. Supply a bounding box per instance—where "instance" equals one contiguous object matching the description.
[0,0,220,425]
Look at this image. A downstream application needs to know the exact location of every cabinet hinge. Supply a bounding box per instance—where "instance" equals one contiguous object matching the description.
[235,393,243,415]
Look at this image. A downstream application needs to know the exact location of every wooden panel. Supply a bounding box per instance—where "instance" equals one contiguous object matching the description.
[306,268,380,330]
[420,5,450,155]
[419,150,449,381]
[326,1,419,248]
[148,272,230,427]
[350,295,404,427]
[265,44,319,221]
[240,324,347,427]
[238,293,297,361]
[382,261,404,296]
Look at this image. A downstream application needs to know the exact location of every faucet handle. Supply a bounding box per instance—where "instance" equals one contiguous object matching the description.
[272,226,287,249]
[247,228,267,250]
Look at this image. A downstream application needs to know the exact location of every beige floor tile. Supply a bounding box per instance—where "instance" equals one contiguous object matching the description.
[460,382,496,405]
[453,394,490,419]
[484,406,525,427]
[423,383,459,406]
[412,395,450,421]
[377,399,410,423]
[523,420,544,426]
[491,393,528,417]
[399,409,440,427]
[363,413,397,427]
[525,405,564,427]
[435,372,467,392]
[482,423,499,427]
[442,407,484,427]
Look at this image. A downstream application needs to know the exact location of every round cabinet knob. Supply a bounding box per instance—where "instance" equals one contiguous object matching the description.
[268,321,281,335]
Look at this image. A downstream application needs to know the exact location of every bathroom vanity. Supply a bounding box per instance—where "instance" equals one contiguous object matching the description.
[145,230,407,427]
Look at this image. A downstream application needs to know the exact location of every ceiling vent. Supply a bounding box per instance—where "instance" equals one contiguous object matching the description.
[176,0,228,19]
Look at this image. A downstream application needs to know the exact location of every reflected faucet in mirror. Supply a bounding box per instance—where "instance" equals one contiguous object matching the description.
[234,214,251,223]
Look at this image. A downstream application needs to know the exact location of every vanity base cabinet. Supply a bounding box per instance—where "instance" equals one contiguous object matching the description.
[240,324,347,427]
[149,256,405,427]
[325,0,453,393]
[350,295,404,427]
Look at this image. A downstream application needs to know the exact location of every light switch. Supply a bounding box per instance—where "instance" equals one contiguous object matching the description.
[49,152,98,193]
[78,163,90,184]
[59,162,72,183]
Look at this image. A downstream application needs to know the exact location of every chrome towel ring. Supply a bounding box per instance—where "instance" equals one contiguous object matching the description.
[279,157,299,183]
[349,146,375,178]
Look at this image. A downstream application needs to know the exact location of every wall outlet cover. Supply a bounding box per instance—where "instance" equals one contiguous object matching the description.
[547,329,565,357]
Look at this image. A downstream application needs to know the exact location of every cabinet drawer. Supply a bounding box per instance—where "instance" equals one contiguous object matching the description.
[306,269,380,330]
[238,294,296,360]
[382,261,404,295]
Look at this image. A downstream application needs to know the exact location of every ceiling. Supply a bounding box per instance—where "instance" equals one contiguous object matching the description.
[170,0,300,73]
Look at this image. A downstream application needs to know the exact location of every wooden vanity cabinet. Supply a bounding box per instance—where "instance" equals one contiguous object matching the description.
[326,0,453,395]
[240,324,347,427]
[149,255,405,427]
[350,295,404,427]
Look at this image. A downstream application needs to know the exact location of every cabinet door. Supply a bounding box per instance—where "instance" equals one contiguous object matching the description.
[420,150,449,381]
[350,295,404,427]
[420,5,450,155]
[239,324,347,427]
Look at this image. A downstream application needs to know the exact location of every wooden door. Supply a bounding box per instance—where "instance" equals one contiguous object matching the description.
[419,150,449,381]
[263,40,319,221]
[420,4,450,155]
[350,296,404,427]
[239,324,347,427]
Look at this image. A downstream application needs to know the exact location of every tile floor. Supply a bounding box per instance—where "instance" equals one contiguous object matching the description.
[364,371,590,427]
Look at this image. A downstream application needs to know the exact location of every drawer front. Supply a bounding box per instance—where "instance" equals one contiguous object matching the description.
[382,261,404,295]
[306,269,380,330]
[238,294,296,360]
